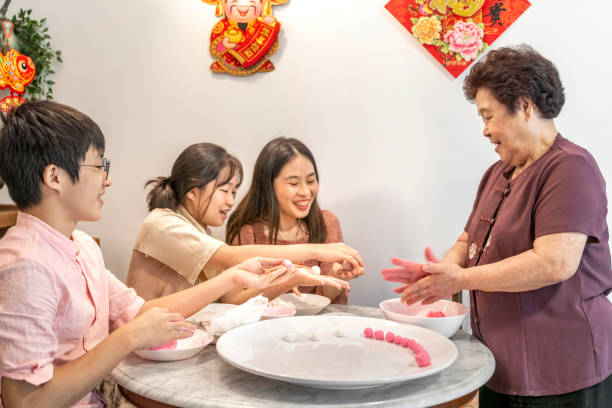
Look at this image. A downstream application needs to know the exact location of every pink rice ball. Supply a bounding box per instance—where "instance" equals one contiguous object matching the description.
[374,330,384,340]
[385,332,395,342]
[400,337,411,348]
[363,327,374,338]
[415,352,431,367]
[393,335,402,345]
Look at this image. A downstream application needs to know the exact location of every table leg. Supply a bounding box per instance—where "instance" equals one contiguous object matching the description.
[429,389,478,408]
[120,386,181,408]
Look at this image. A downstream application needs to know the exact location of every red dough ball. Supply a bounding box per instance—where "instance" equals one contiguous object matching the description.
[400,337,411,347]
[393,336,402,345]
[364,327,374,338]
[374,330,384,340]
[385,332,395,342]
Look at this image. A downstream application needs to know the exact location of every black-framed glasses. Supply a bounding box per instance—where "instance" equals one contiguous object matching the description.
[80,157,110,179]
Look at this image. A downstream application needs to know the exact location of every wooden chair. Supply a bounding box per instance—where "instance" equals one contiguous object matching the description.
[0,204,18,239]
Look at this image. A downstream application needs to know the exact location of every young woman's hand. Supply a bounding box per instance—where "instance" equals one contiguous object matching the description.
[330,260,365,280]
[292,267,350,290]
[311,243,365,271]
[228,257,296,289]
[124,307,195,350]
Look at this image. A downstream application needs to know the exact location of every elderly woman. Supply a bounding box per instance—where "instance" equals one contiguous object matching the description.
[383,45,612,407]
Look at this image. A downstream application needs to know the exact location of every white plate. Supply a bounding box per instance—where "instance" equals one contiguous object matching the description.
[216,315,457,389]
[276,293,331,315]
[134,329,214,362]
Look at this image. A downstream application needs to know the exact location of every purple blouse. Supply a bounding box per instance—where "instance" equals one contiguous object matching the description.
[465,134,612,395]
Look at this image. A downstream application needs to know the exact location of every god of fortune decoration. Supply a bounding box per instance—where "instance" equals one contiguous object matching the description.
[202,0,288,76]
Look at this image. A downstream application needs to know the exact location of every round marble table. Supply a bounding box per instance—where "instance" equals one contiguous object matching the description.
[112,305,495,408]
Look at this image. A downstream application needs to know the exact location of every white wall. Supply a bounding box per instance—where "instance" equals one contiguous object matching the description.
[1,0,611,307]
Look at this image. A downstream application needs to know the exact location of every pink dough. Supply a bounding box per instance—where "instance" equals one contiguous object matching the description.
[427,311,446,317]
[363,327,431,368]
[149,339,177,351]
[415,352,431,367]
[402,337,432,367]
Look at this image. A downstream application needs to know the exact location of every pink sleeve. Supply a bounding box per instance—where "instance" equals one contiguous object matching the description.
[0,259,58,385]
[106,270,145,329]
[319,211,348,305]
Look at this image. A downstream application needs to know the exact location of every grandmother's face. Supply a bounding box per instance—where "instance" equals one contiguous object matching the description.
[476,88,531,168]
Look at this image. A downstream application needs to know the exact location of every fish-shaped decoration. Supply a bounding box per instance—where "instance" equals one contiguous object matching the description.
[0,49,36,112]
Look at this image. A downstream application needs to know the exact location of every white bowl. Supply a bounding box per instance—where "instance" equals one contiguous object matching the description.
[277,293,331,316]
[261,305,296,319]
[134,329,214,361]
[379,298,469,338]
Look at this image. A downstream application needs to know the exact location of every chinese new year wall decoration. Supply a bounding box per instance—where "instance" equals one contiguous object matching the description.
[202,0,288,76]
[0,20,35,112]
[385,0,531,78]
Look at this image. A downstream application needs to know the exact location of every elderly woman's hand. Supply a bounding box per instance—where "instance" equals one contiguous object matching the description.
[400,262,465,305]
[381,247,439,293]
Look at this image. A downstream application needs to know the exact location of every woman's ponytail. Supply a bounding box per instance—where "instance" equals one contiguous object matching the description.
[145,176,178,211]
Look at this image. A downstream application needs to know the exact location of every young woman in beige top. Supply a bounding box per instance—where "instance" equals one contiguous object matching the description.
[126,143,361,301]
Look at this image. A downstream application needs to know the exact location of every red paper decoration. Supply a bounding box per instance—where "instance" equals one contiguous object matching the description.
[385,0,531,78]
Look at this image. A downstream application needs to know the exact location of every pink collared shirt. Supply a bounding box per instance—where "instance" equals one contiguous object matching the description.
[0,212,145,407]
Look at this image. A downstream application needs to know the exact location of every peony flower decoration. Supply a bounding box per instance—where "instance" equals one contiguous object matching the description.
[443,21,485,61]
[412,16,442,45]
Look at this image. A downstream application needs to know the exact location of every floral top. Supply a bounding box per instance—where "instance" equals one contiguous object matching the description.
[231,210,348,304]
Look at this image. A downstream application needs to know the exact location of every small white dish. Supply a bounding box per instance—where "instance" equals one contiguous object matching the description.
[134,329,213,362]
[276,293,330,315]
[261,306,296,319]
[379,298,469,338]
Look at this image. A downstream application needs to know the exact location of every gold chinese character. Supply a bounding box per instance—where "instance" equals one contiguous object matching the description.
[448,0,485,17]
[428,0,447,14]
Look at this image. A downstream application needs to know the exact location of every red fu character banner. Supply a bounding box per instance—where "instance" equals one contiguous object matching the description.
[385,0,530,78]
[202,0,288,76]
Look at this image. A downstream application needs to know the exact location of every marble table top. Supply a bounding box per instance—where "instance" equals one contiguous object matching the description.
[112,304,495,408]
